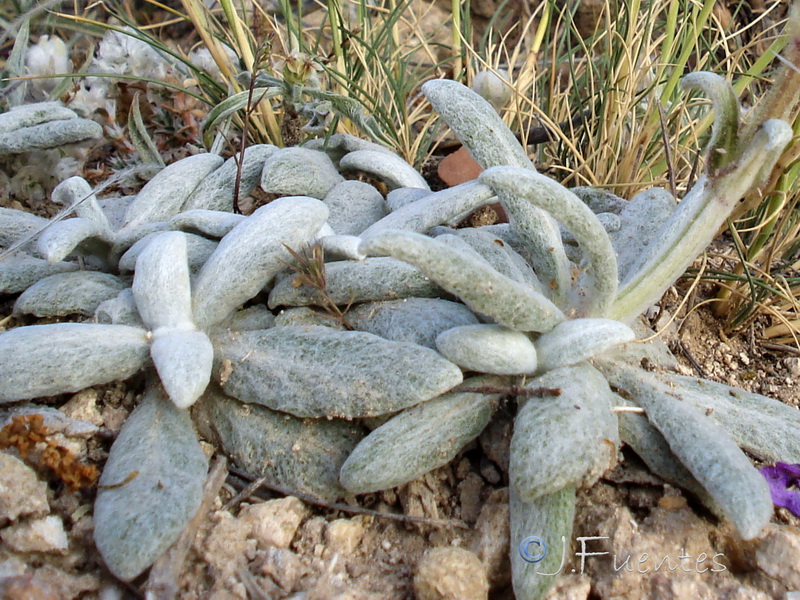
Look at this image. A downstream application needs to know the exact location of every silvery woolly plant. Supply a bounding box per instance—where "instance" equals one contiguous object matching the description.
[0,24,798,600]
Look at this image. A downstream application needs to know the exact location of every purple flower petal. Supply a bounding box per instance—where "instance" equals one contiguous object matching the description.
[761,462,800,517]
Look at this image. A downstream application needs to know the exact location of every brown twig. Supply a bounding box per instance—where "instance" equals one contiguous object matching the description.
[226,465,469,529]
[145,456,229,600]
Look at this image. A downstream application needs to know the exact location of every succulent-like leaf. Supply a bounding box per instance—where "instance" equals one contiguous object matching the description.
[609,188,677,281]
[654,373,800,463]
[534,318,635,372]
[37,217,108,264]
[0,324,149,403]
[510,484,576,600]
[212,326,463,419]
[612,119,792,322]
[168,210,245,238]
[447,227,542,291]
[681,72,739,174]
[51,176,111,230]
[482,167,618,317]
[94,384,207,581]
[318,234,366,261]
[322,180,387,235]
[192,196,329,329]
[261,147,344,199]
[14,271,126,317]
[339,149,429,190]
[510,363,619,500]
[360,181,495,239]
[193,386,362,501]
[604,362,772,540]
[436,324,538,375]
[359,230,566,332]
[182,144,277,212]
[122,153,224,230]
[120,231,217,274]
[213,305,275,332]
[268,256,447,309]
[0,102,77,133]
[0,207,48,251]
[339,376,504,493]
[132,232,193,331]
[95,289,145,328]
[614,394,711,501]
[346,298,479,349]
[422,79,531,169]
[0,118,102,156]
[151,330,214,409]
[386,187,430,211]
[422,79,570,306]
[0,253,78,294]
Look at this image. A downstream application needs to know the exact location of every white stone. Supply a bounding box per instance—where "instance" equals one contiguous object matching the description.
[1,516,68,553]
[240,497,309,549]
[0,454,49,522]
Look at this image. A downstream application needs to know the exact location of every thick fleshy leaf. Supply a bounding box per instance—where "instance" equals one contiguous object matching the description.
[37,217,108,264]
[0,253,78,294]
[510,484,576,600]
[610,188,677,281]
[51,176,110,230]
[193,387,363,501]
[0,102,77,134]
[346,298,479,349]
[510,363,619,500]
[386,187,429,212]
[359,230,565,332]
[360,181,495,240]
[422,79,570,305]
[122,153,224,230]
[0,207,48,252]
[681,72,739,174]
[604,362,772,540]
[261,147,344,199]
[0,118,102,156]
[132,232,193,331]
[182,145,277,212]
[339,376,502,493]
[653,373,800,463]
[303,132,396,165]
[534,318,635,372]
[436,324,538,375]
[268,256,446,309]
[339,149,429,190]
[119,231,217,275]
[94,289,144,328]
[192,197,328,329]
[447,227,542,291]
[94,384,207,581]
[612,119,792,322]
[151,330,214,409]
[212,326,463,418]
[14,271,126,317]
[614,394,711,502]
[0,324,148,403]
[322,180,387,235]
[482,167,618,317]
[168,210,245,239]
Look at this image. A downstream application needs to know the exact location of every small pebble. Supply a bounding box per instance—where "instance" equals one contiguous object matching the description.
[1,516,68,554]
[414,547,489,600]
[0,575,58,600]
[0,454,49,522]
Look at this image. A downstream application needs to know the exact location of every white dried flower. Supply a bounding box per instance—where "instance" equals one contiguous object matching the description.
[471,69,512,112]
[25,35,71,99]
